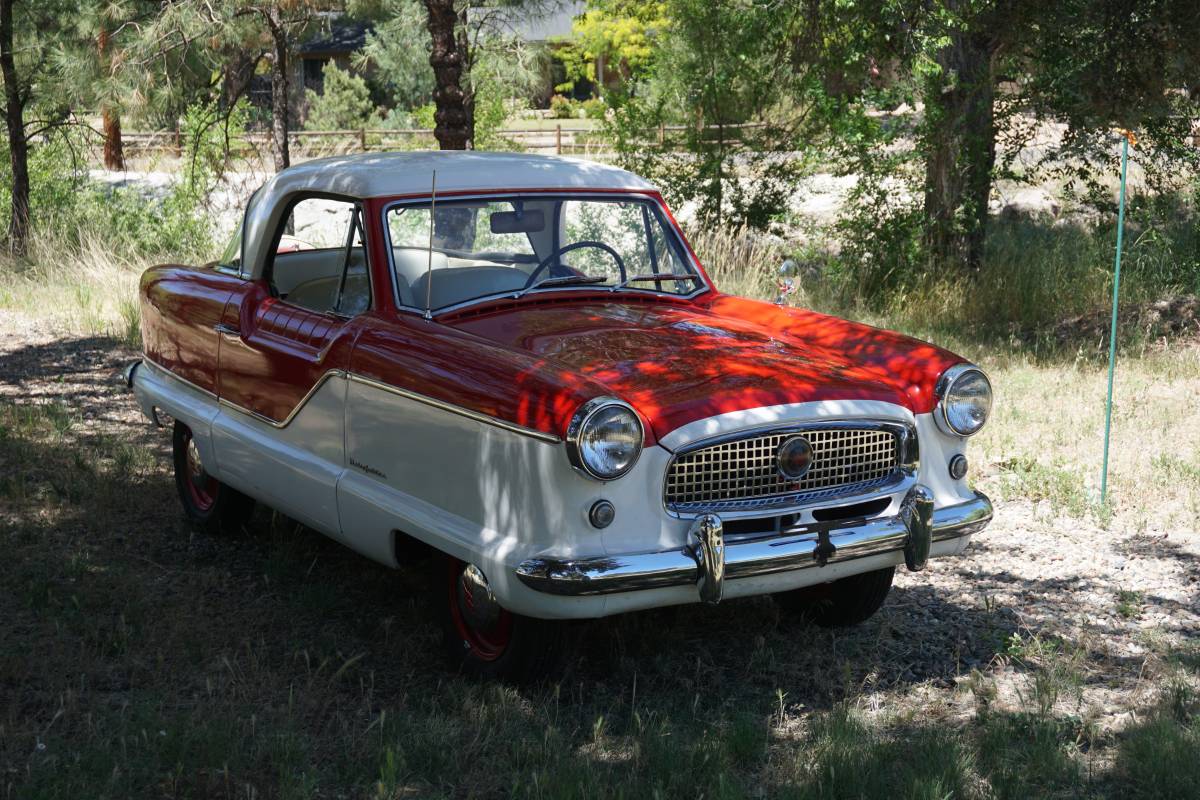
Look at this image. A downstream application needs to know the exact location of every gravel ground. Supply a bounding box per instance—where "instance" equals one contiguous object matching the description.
[1,306,1197,726]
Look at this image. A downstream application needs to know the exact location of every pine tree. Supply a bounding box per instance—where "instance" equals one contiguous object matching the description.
[0,0,83,257]
[136,1,343,173]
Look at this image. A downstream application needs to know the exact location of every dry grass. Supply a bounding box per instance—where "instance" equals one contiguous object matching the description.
[0,234,147,347]
[1,235,1198,798]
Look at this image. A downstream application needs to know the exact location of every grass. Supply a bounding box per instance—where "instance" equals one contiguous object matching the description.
[692,212,1200,352]
[2,221,1199,797]
[0,232,148,347]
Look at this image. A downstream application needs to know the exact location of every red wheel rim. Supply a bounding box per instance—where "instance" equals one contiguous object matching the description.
[447,559,513,662]
[182,429,218,512]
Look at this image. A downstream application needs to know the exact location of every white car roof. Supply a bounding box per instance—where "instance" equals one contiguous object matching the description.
[240,151,656,279]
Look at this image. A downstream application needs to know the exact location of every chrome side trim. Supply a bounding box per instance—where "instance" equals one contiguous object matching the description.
[514,490,992,597]
[348,374,563,444]
[141,358,561,443]
[141,357,217,400]
[218,370,348,429]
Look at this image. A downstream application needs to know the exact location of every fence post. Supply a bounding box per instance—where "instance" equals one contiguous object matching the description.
[174,124,182,156]
[555,124,562,155]
[658,123,665,147]
[360,128,367,151]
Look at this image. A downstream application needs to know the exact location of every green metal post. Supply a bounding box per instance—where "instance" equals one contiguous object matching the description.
[1100,135,1130,501]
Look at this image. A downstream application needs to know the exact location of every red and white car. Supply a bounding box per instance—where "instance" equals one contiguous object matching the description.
[125,152,993,680]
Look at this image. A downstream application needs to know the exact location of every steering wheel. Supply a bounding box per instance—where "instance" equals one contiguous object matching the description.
[522,240,627,289]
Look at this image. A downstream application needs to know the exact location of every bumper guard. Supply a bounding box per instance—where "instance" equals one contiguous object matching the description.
[515,486,991,602]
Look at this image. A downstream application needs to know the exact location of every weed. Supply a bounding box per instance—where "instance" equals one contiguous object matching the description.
[1005,633,1086,717]
[996,456,1091,517]
[1116,589,1144,620]
[1152,453,1200,486]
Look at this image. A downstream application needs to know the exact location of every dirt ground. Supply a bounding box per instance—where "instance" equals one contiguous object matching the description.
[2,306,1198,796]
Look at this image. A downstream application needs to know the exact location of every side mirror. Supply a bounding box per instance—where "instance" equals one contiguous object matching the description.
[490,209,545,234]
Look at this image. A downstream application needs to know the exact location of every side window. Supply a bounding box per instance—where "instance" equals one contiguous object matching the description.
[269,197,371,316]
[648,210,689,276]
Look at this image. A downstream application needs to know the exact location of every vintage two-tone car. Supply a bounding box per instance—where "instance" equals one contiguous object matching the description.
[125,152,993,680]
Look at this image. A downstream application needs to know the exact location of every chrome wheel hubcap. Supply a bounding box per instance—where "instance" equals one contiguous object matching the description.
[457,564,501,629]
[186,438,206,482]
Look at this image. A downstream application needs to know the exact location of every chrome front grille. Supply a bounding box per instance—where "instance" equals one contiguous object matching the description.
[664,425,904,513]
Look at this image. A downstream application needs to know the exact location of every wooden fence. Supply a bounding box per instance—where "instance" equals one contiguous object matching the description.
[120,121,778,158]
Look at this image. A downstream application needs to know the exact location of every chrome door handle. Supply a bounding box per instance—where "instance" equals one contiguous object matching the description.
[214,322,240,336]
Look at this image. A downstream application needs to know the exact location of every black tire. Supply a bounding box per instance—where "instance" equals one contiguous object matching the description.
[172,421,255,533]
[774,566,896,628]
[442,557,568,682]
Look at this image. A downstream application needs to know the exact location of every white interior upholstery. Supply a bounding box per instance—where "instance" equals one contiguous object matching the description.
[275,248,369,314]
[409,266,528,310]
[392,248,448,306]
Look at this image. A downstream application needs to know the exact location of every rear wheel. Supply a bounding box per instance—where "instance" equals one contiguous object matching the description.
[172,421,255,533]
[442,557,568,682]
[774,566,895,628]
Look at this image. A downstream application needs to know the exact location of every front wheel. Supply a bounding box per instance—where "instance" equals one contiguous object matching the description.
[442,558,568,682]
[172,421,255,533]
[773,566,895,628]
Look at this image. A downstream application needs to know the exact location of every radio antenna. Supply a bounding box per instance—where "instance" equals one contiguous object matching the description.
[423,169,437,320]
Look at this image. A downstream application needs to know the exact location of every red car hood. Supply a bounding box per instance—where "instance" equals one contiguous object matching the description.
[446,293,963,440]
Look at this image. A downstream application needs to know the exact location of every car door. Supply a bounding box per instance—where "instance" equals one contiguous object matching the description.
[212,195,371,538]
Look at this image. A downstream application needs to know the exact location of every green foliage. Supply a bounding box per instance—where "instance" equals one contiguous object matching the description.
[1115,684,1200,800]
[605,0,824,229]
[553,0,669,95]
[0,99,246,262]
[410,103,437,130]
[582,97,607,120]
[303,63,379,131]
[550,94,577,119]
[470,45,542,151]
[358,0,435,109]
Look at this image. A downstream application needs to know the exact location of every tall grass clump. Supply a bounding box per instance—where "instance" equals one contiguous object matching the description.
[894,210,1200,336]
[0,102,244,341]
[691,193,1200,347]
[686,225,796,303]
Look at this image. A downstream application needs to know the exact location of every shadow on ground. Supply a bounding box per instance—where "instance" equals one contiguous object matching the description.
[4,333,1192,798]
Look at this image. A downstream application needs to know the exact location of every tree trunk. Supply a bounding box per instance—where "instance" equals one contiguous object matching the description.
[97,27,125,171]
[0,0,29,257]
[102,108,125,171]
[221,49,261,108]
[424,0,472,150]
[456,2,474,148]
[264,10,290,173]
[922,29,996,273]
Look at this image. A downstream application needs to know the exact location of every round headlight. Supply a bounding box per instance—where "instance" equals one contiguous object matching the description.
[936,365,992,437]
[567,398,643,480]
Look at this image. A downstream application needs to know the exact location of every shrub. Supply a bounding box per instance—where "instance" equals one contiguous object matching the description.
[582,97,607,120]
[411,103,437,130]
[304,64,378,131]
[549,94,576,119]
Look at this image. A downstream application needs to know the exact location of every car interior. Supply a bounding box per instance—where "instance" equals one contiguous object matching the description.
[386,197,694,311]
[260,195,695,316]
[268,199,371,316]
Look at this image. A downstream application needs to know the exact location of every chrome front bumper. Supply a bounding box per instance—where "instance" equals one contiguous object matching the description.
[515,486,992,602]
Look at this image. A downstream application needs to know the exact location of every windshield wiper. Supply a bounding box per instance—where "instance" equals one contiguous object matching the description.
[516,274,608,298]
[612,273,704,290]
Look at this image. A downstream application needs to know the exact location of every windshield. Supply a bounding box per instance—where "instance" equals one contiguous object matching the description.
[385,194,703,311]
